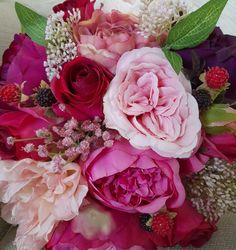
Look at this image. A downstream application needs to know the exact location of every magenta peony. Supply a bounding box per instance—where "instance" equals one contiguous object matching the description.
[104,47,201,158]
[202,133,236,162]
[46,199,154,250]
[83,140,185,213]
[179,132,236,176]
[0,109,50,160]
[0,34,48,95]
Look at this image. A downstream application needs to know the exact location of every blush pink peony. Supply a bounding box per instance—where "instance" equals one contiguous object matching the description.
[104,47,201,158]
[83,140,185,213]
[73,10,155,73]
[0,159,88,250]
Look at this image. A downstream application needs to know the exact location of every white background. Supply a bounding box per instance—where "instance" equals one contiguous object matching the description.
[0,0,236,249]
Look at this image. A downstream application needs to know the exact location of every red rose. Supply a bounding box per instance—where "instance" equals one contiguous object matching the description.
[0,110,49,160]
[149,201,217,248]
[53,0,95,21]
[51,56,112,120]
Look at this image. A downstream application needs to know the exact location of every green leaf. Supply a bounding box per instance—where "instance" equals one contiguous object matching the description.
[165,0,228,50]
[15,2,47,46]
[162,48,183,74]
[202,104,236,125]
[205,126,230,135]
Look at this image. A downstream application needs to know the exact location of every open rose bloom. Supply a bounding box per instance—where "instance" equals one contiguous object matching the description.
[0,0,236,249]
[104,47,201,158]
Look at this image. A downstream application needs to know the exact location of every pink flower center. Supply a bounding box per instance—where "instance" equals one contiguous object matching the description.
[95,166,170,207]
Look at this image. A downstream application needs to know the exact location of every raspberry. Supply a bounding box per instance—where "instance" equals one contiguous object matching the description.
[151,213,174,237]
[205,67,229,89]
[192,89,212,111]
[36,88,57,107]
[140,214,153,232]
[0,84,21,103]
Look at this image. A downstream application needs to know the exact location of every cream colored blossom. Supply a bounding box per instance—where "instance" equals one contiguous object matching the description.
[0,159,88,250]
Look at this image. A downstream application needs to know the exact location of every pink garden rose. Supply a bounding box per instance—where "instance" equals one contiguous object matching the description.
[104,47,201,158]
[0,159,88,250]
[73,10,155,73]
[83,140,185,213]
[46,199,154,250]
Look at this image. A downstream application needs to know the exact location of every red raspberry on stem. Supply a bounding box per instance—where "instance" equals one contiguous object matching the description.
[0,84,21,103]
[151,213,174,237]
[205,67,229,89]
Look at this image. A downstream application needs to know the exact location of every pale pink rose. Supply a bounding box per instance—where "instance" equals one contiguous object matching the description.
[73,10,156,73]
[83,140,185,213]
[103,47,201,158]
[0,159,88,250]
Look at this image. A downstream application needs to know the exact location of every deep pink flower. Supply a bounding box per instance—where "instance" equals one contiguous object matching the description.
[46,199,154,250]
[149,201,217,248]
[83,140,185,213]
[0,34,47,95]
[179,132,236,176]
[0,109,49,160]
[73,10,156,73]
[203,133,236,162]
[53,0,95,21]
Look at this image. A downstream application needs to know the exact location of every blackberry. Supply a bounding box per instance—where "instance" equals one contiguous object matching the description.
[192,89,212,111]
[36,88,57,107]
[140,214,153,232]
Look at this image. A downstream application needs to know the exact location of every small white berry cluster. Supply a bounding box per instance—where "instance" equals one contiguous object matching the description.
[44,9,80,81]
[185,158,236,222]
[138,0,188,38]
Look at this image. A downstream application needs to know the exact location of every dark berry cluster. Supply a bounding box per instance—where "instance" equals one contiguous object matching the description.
[140,214,153,232]
[36,88,57,107]
[192,89,212,111]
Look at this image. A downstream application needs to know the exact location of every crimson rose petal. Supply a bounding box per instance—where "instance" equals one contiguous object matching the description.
[51,56,113,121]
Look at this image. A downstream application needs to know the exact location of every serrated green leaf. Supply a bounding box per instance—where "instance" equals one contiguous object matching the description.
[15,2,47,46]
[165,0,228,50]
[162,48,183,74]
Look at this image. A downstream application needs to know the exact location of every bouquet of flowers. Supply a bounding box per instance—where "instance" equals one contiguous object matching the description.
[0,0,236,249]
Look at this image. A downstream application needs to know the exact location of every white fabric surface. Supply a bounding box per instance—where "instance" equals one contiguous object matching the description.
[0,0,236,249]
